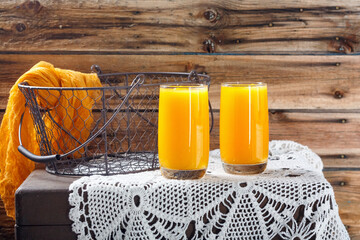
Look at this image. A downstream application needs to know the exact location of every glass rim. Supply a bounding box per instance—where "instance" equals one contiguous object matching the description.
[160,83,208,89]
[221,82,266,87]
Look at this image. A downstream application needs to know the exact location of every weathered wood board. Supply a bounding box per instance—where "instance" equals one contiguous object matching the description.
[0,199,14,240]
[1,0,360,53]
[211,111,360,168]
[1,54,360,110]
[325,171,360,239]
[1,110,360,168]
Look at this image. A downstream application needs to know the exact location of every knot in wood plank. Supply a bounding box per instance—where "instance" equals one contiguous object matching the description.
[331,35,358,54]
[15,23,26,32]
[334,90,344,99]
[203,39,215,53]
[17,0,43,14]
[204,9,218,22]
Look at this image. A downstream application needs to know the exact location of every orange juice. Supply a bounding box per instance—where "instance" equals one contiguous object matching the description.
[158,84,209,178]
[220,83,268,174]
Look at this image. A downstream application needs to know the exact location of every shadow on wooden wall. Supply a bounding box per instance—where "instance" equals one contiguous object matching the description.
[0,0,359,239]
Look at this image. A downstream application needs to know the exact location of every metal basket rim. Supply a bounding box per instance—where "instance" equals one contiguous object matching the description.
[17,71,210,91]
[97,71,210,77]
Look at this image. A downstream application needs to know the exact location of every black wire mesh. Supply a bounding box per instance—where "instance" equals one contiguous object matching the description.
[18,66,211,176]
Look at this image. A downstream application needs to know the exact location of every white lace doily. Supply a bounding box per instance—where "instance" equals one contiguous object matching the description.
[69,141,349,240]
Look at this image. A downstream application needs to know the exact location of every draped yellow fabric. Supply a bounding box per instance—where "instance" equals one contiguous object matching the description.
[0,61,102,219]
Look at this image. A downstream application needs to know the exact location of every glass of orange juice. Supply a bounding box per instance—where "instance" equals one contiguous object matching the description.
[158,83,209,179]
[220,82,269,174]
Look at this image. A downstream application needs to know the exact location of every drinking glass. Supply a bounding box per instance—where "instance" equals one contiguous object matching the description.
[220,82,269,174]
[158,83,209,179]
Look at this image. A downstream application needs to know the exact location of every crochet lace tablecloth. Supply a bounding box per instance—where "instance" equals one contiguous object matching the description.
[69,141,349,240]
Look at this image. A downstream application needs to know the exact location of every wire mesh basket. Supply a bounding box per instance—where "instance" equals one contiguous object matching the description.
[17,65,211,176]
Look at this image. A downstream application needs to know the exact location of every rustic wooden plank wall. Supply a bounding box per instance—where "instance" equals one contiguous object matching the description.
[1,0,360,239]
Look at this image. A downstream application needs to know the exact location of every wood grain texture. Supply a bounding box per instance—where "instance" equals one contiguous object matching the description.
[0,0,360,53]
[0,198,14,240]
[324,171,360,239]
[1,54,360,110]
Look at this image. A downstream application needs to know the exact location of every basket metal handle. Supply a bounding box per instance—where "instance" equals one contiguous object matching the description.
[18,74,145,163]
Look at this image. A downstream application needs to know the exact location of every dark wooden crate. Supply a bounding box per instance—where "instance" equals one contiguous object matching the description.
[15,170,77,240]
